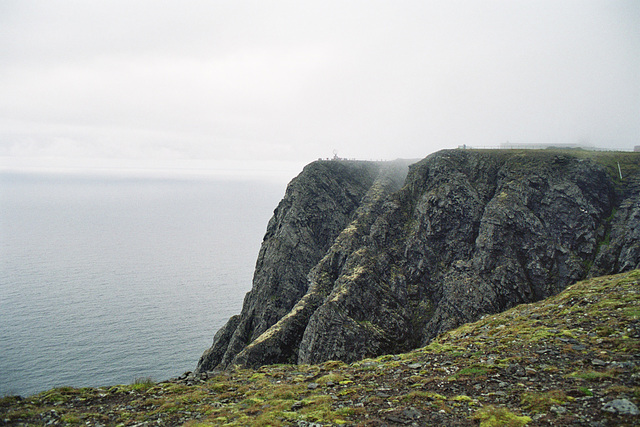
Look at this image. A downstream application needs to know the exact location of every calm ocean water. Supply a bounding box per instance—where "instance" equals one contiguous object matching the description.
[0,171,285,397]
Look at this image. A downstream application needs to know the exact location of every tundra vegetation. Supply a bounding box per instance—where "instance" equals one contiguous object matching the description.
[2,270,639,426]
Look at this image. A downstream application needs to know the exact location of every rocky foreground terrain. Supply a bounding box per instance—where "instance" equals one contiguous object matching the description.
[2,270,639,426]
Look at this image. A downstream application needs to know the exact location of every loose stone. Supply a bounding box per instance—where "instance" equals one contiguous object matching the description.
[602,398,640,416]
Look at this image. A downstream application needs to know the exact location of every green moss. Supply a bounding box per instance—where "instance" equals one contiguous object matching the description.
[295,394,345,424]
[527,327,557,341]
[60,413,82,424]
[596,325,615,337]
[131,376,155,392]
[521,390,569,413]
[578,387,593,397]
[241,397,265,406]
[208,382,230,393]
[452,366,491,379]
[320,360,346,370]
[624,307,640,319]
[471,405,532,427]
[568,370,615,381]
[316,373,342,384]
[37,386,80,403]
[259,383,304,401]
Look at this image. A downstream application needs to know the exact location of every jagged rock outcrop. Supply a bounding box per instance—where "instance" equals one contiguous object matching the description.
[197,149,640,372]
[196,159,411,372]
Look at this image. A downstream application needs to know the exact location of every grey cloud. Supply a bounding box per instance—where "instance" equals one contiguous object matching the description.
[0,0,638,174]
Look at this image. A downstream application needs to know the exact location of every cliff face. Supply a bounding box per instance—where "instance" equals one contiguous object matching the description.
[197,149,640,372]
[196,160,411,371]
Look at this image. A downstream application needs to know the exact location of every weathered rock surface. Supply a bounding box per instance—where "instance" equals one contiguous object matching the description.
[197,149,640,372]
[602,398,640,416]
[196,159,411,372]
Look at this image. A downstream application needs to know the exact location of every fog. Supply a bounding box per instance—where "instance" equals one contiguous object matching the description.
[1,0,638,179]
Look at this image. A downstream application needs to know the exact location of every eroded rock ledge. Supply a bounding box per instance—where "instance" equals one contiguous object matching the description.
[197,149,640,372]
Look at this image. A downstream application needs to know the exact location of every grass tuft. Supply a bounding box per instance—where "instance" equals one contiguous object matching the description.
[472,405,532,426]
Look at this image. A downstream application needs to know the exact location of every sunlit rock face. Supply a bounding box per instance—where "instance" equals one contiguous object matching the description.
[196,149,639,372]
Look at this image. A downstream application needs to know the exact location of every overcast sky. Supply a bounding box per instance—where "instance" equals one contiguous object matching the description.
[1,1,638,179]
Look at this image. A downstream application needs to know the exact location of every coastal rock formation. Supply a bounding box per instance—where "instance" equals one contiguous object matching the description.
[197,149,640,372]
[197,160,411,370]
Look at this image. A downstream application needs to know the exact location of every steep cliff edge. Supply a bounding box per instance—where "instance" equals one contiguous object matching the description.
[197,149,640,372]
[196,159,411,371]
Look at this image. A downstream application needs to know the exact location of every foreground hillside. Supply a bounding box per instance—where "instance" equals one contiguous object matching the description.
[3,270,639,426]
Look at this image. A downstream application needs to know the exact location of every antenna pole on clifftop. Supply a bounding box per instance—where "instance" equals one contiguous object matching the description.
[618,162,623,180]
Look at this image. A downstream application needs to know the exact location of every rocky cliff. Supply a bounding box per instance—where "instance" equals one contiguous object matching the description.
[197,149,640,372]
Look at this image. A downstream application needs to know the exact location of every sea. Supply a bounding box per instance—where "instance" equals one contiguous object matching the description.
[0,170,287,397]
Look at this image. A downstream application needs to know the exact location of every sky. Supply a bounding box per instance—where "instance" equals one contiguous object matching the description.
[0,0,638,180]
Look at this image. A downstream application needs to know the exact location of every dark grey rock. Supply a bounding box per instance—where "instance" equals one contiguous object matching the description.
[296,421,324,427]
[196,150,640,371]
[385,415,406,424]
[551,405,567,415]
[403,407,421,419]
[196,160,405,372]
[506,363,526,377]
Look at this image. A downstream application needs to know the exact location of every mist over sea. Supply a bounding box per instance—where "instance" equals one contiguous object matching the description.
[0,171,285,397]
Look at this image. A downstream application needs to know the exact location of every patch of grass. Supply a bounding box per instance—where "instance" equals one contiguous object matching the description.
[596,325,615,337]
[451,366,491,379]
[261,383,304,401]
[578,387,593,397]
[605,385,639,397]
[60,413,82,424]
[296,394,343,424]
[521,390,569,413]
[527,327,557,341]
[624,307,640,319]
[37,386,80,403]
[131,376,155,392]
[471,405,532,427]
[568,370,615,381]
[316,373,342,384]
[320,360,346,371]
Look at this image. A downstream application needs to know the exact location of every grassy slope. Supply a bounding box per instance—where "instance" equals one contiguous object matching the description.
[2,270,639,426]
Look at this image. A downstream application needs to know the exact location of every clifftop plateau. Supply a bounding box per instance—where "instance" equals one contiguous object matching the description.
[197,149,640,372]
